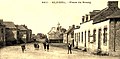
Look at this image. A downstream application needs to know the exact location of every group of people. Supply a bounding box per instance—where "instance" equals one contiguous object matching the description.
[21,37,50,53]
[34,42,39,50]
[21,37,72,54]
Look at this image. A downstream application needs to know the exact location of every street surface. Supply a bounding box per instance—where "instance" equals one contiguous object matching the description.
[0,43,120,59]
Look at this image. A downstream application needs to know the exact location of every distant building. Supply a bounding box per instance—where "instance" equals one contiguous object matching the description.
[63,25,76,47]
[16,25,33,43]
[0,19,6,47]
[15,25,27,43]
[74,1,120,55]
[48,22,66,43]
[3,21,17,45]
[22,25,33,42]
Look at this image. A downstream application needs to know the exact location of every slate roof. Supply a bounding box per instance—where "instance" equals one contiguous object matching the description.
[107,10,120,18]
[92,7,120,24]
[17,25,27,30]
[3,22,16,29]
[48,27,56,34]
[65,25,75,34]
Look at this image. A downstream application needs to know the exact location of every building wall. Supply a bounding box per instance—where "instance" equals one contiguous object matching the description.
[63,34,67,43]
[114,20,120,52]
[74,29,80,48]
[0,27,6,46]
[68,33,74,44]
[74,20,110,53]
[12,30,17,40]
[109,19,120,52]
[78,20,93,50]
[93,20,110,52]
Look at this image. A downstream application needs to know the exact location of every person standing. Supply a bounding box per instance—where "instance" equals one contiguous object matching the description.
[43,41,46,51]
[46,41,49,51]
[21,44,26,53]
[45,37,50,51]
[34,42,37,49]
[68,43,72,54]
[34,42,39,50]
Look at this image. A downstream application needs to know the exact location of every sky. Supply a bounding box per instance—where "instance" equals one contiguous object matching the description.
[0,0,119,34]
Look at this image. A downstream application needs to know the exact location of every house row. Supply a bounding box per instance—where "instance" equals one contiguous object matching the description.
[0,19,33,47]
[64,1,120,55]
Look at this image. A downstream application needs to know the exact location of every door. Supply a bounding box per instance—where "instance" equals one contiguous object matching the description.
[98,29,101,49]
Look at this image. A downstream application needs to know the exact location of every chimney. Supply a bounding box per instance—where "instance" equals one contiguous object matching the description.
[86,14,88,22]
[108,1,118,8]
[72,25,75,28]
[69,26,71,28]
[82,16,85,23]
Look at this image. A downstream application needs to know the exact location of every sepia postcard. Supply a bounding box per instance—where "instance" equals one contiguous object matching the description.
[0,0,120,59]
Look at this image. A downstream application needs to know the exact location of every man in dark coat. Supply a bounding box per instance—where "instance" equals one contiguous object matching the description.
[68,43,72,54]
[21,44,26,53]
[43,41,46,51]
[34,42,37,49]
[46,41,49,51]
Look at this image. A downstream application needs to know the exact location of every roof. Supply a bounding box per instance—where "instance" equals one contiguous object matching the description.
[65,25,75,34]
[17,25,27,30]
[3,22,16,29]
[107,10,120,18]
[91,7,120,24]
[48,27,56,34]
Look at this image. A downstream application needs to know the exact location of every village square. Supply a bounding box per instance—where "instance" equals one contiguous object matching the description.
[0,1,120,59]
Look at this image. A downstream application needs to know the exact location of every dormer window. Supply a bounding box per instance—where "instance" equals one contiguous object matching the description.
[82,16,85,23]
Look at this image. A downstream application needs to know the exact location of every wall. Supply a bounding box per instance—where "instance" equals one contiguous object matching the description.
[12,30,17,40]
[63,34,67,43]
[93,20,110,52]
[109,19,120,52]
[74,19,110,53]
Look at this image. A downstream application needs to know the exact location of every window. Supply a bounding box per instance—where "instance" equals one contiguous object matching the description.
[98,29,102,40]
[103,28,107,45]
[71,32,74,38]
[75,33,76,41]
[79,32,80,42]
[88,31,90,42]
[93,29,96,42]
[77,33,78,42]
[81,32,83,43]
[85,31,86,41]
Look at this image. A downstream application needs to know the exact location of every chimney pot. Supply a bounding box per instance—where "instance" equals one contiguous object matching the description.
[108,1,118,8]
[82,16,85,23]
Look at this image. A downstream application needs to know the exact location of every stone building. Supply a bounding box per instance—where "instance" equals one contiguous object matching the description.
[0,20,6,47]
[3,21,17,45]
[74,1,120,55]
[63,25,75,44]
[22,25,33,43]
[48,22,66,43]
[15,25,27,43]
[16,25,32,43]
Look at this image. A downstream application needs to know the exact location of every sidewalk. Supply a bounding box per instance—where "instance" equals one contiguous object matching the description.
[49,43,117,57]
[49,43,91,55]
